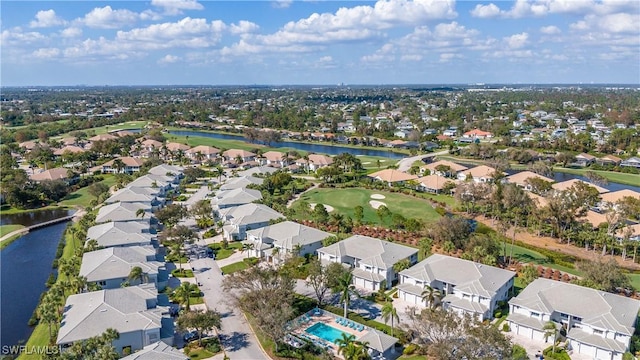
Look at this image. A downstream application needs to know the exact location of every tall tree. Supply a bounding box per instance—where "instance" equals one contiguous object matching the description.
[176,310,222,347]
[333,270,359,318]
[381,300,399,337]
[421,285,442,310]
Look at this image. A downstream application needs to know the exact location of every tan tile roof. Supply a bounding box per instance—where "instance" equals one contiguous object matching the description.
[416,175,457,190]
[506,171,554,186]
[600,189,640,203]
[460,165,499,178]
[88,133,117,142]
[369,169,418,183]
[422,160,468,173]
[30,168,72,181]
[552,179,609,194]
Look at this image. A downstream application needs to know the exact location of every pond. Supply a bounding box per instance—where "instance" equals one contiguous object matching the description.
[0,222,69,348]
[0,208,74,226]
[168,130,407,159]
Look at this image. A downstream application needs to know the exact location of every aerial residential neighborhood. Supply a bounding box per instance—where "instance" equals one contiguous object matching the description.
[0,84,639,360]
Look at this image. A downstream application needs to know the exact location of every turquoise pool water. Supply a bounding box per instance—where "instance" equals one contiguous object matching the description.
[305,322,347,343]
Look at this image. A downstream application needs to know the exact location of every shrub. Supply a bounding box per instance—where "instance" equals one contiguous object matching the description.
[494,310,502,318]
[203,229,217,238]
[434,206,447,216]
[543,346,571,360]
[403,344,418,355]
[243,257,260,266]
[502,323,510,332]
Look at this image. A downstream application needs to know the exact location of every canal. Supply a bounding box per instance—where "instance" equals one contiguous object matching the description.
[0,209,74,348]
[168,130,408,159]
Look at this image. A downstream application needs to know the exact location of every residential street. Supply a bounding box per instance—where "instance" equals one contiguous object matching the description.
[191,257,269,360]
[395,149,449,173]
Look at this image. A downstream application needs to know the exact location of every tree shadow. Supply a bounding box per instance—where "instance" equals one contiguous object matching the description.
[220,331,249,351]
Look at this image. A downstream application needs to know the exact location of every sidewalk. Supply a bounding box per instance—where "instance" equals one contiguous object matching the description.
[216,250,246,268]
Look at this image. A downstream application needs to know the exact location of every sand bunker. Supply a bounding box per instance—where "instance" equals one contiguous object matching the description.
[309,203,335,212]
[370,194,386,200]
[369,200,387,209]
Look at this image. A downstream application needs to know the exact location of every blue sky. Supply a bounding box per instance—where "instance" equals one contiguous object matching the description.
[1,0,639,86]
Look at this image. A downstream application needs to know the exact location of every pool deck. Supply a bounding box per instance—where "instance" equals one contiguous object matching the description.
[291,314,369,354]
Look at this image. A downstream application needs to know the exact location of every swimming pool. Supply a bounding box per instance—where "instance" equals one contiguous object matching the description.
[305,322,347,343]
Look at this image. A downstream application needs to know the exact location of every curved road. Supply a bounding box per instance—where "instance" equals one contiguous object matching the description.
[191,257,269,360]
[395,149,450,173]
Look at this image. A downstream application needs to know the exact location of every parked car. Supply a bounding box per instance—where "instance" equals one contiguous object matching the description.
[183,331,199,343]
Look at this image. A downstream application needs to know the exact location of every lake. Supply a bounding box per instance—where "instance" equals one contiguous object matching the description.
[0,222,69,348]
[168,130,407,159]
[0,208,74,226]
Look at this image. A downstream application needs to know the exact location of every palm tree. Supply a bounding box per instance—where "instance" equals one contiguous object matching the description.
[421,285,442,310]
[392,259,411,276]
[241,242,255,258]
[336,333,358,358]
[128,266,148,285]
[335,271,358,318]
[381,300,399,336]
[292,244,303,258]
[69,275,87,294]
[85,239,100,252]
[111,158,126,174]
[135,208,146,219]
[172,282,199,311]
[543,321,558,354]
[38,294,60,340]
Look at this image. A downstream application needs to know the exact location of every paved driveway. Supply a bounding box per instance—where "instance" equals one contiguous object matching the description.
[191,258,269,360]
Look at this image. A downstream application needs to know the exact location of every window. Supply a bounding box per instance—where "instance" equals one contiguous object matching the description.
[593,329,603,335]
[531,312,540,318]
[99,281,106,286]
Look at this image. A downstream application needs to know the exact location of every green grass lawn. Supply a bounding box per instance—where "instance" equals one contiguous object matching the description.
[356,155,397,169]
[211,241,243,260]
[220,261,250,274]
[505,243,580,275]
[627,274,640,290]
[168,133,267,152]
[19,224,81,359]
[554,167,640,187]
[188,348,215,359]
[56,120,148,138]
[58,175,117,208]
[294,188,442,225]
[0,224,25,237]
[0,204,63,215]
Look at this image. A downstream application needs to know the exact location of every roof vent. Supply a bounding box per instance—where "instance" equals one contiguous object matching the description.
[100,309,107,312]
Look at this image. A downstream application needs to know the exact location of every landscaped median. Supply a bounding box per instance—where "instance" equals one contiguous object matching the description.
[220,257,259,274]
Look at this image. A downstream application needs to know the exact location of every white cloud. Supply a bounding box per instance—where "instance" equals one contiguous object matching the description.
[470,0,640,19]
[79,6,140,29]
[401,54,423,61]
[158,54,181,64]
[1,28,47,47]
[220,0,457,58]
[60,27,82,38]
[30,10,66,28]
[314,55,338,68]
[470,3,501,18]
[32,48,60,59]
[115,18,225,49]
[439,52,461,62]
[540,25,561,34]
[229,21,260,35]
[570,12,640,34]
[151,0,204,15]
[272,0,293,9]
[505,32,529,49]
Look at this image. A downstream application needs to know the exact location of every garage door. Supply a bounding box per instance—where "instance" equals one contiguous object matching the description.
[576,342,597,358]
[400,291,419,305]
[515,325,533,339]
[355,277,366,288]
[595,347,612,360]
